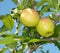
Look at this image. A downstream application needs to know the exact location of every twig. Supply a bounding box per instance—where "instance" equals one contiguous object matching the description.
[12,48,16,53]
[29,44,40,53]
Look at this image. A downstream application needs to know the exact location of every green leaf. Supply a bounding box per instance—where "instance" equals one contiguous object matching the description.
[40,5,50,15]
[51,0,58,9]
[22,0,32,8]
[0,15,4,19]
[49,14,57,20]
[53,41,60,50]
[28,39,40,43]
[12,0,18,5]
[54,24,60,37]
[6,42,17,49]
[0,37,16,44]
[36,0,45,8]
[22,27,29,38]
[0,26,9,35]
[1,34,20,38]
[46,0,51,5]
[13,13,20,19]
[2,14,14,31]
[17,5,24,10]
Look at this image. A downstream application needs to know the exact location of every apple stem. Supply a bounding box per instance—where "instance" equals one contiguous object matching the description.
[30,0,34,9]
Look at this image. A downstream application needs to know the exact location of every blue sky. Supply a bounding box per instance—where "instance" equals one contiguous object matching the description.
[0,0,16,15]
[0,0,60,53]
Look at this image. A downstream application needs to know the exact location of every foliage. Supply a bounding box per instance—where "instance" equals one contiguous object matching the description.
[0,0,60,53]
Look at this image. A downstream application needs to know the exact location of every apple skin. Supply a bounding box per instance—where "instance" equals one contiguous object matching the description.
[20,8,40,27]
[36,18,55,37]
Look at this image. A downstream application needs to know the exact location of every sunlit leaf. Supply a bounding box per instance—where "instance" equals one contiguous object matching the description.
[2,14,14,31]
[28,39,40,43]
[0,37,16,44]
[17,5,24,10]
[51,0,58,9]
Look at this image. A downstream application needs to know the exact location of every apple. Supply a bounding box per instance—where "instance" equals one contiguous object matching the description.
[20,8,40,27]
[36,18,54,37]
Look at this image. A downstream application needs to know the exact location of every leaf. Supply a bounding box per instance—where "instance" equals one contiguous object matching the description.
[6,42,17,49]
[40,5,50,15]
[46,0,51,5]
[2,14,14,31]
[0,15,4,19]
[53,41,60,50]
[22,27,29,38]
[36,0,45,8]
[53,24,60,37]
[51,0,58,9]
[50,14,57,20]
[12,0,18,5]
[17,5,24,10]
[28,39,40,43]
[0,37,16,44]
[1,34,20,38]
[0,26,9,35]
[22,0,32,8]
[13,13,20,19]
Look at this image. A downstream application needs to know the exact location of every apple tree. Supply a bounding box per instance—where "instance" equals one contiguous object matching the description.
[0,0,60,53]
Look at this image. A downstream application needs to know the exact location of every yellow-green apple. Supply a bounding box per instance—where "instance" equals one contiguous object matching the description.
[36,18,54,37]
[20,8,40,27]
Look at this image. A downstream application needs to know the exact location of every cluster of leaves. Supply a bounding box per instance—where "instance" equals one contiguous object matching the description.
[0,0,60,53]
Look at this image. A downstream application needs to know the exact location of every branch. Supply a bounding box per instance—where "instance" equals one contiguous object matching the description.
[12,48,16,53]
[28,36,60,53]
[29,44,40,53]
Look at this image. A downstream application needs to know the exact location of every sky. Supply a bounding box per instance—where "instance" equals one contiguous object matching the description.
[0,0,60,53]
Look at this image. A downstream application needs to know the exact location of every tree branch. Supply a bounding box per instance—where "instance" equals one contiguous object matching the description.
[29,44,40,53]
[28,36,60,53]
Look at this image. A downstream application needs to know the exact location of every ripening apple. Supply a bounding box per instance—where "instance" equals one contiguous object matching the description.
[20,8,40,27]
[36,18,54,37]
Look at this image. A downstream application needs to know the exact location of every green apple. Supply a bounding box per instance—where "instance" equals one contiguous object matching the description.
[36,18,54,37]
[20,8,40,27]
